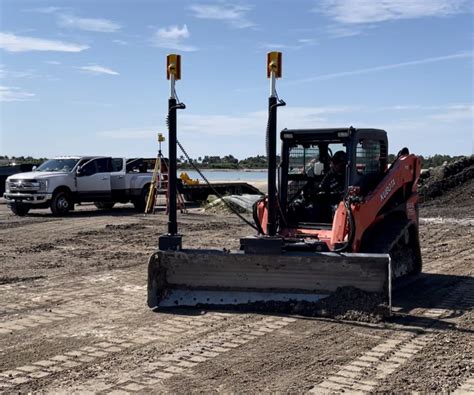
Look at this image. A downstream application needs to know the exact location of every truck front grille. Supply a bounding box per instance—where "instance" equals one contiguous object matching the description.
[7,180,40,193]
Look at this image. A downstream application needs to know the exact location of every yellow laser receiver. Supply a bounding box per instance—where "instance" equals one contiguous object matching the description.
[267,51,282,78]
[167,54,181,80]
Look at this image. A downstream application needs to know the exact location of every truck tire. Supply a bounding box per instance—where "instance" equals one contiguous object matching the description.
[133,185,149,213]
[50,190,72,215]
[94,202,115,210]
[9,203,30,216]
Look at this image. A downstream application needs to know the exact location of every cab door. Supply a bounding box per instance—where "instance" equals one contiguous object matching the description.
[76,158,112,201]
[110,158,127,201]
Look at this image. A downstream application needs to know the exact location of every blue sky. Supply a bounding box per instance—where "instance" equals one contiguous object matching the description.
[0,0,473,159]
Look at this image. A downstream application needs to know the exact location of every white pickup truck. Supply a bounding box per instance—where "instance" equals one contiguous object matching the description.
[3,156,152,216]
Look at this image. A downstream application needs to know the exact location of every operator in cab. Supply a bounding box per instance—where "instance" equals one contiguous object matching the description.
[317,150,347,196]
[290,150,347,223]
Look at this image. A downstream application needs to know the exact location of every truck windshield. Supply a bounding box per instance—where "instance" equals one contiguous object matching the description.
[36,159,79,172]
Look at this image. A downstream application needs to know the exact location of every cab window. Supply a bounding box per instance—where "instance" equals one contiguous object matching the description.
[354,139,387,194]
[81,160,97,176]
[95,158,110,173]
[288,145,320,175]
[356,140,382,175]
[111,158,124,172]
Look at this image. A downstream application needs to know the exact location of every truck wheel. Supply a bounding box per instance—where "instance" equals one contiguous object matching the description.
[94,202,115,210]
[9,203,30,216]
[133,185,149,213]
[50,191,72,215]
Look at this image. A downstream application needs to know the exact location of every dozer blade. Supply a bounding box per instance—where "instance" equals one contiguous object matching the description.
[147,249,391,311]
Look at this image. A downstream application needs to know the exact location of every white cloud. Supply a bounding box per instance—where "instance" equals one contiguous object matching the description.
[0,68,36,79]
[318,0,468,24]
[97,106,358,141]
[288,51,473,84]
[0,85,36,102]
[0,32,89,52]
[259,38,318,51]
[112,39,128,45]
[325,24,366,38]
[430,104,474,122]
[96,103,473,156]
[58,14,121,33]
[79,65,120,76]
[189,3,255,28]
[23,6,67,14]
[298,38,318,45]
[151,25,197,52]
[44,60,61,65]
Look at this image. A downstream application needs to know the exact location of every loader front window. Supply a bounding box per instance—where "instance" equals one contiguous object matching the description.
[286,141,348,226]
[287,145,320,204]
[288,146,320,175]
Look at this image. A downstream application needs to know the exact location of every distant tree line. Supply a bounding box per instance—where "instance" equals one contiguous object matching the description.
[178,154,466,170]
[177,154,282,169]
[0,155,48,165]
[418,154,466,169]
[1,154,468,170]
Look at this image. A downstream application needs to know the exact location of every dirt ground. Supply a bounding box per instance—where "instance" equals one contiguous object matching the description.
[0,192,472,393]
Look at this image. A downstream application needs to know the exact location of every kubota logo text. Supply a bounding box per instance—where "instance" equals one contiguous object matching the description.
[380,179,396,201]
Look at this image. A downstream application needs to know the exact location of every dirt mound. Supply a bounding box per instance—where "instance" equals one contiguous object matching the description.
[419,156,474,202]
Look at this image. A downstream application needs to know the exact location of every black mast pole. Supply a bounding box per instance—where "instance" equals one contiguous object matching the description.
[167,96,178,235]
[266,95,277,236]
[159,54,183,251]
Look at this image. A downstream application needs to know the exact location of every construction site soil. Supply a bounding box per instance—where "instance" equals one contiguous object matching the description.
[0,158,472,393]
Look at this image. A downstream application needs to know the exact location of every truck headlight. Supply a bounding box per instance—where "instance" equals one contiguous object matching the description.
[38,180,48,192]
[5,181,10,193]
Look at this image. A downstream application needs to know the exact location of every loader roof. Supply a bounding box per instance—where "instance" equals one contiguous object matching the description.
[280,127,387,142]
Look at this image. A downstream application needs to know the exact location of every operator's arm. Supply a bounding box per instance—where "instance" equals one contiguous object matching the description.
[318,170,345,195]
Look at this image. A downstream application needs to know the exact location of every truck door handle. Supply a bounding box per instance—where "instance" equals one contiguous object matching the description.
[118,175,124,179]
[102,177,109,180]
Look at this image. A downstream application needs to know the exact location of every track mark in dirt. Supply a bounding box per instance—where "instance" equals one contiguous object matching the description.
[420,217,474,226]
[0,275,45,285]
[0,313,233,392]
[0,306,94,335]
[453,372,474,394]
[0,217,59,231]
[308,332,416,393]
[0,268,144,310]
[63,316,296,393]
[308,279,473,393]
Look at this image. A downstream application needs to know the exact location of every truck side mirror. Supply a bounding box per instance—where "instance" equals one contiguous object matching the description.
[76,166,83,177]
[32,165,37,171]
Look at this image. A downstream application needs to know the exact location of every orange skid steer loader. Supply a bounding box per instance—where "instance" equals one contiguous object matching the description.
[147,52,422,313]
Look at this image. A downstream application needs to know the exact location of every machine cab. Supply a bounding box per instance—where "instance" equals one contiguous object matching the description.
[279,128,388,228]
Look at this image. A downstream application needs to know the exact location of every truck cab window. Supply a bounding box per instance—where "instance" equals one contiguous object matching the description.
[111,158,123,172]
[81,160,97,176]
[95,158,110,173]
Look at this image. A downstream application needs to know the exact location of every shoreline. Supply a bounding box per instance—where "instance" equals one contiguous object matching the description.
[179,168,267,172]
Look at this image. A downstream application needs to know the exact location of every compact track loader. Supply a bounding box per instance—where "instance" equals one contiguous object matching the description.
[148,52,422,312]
